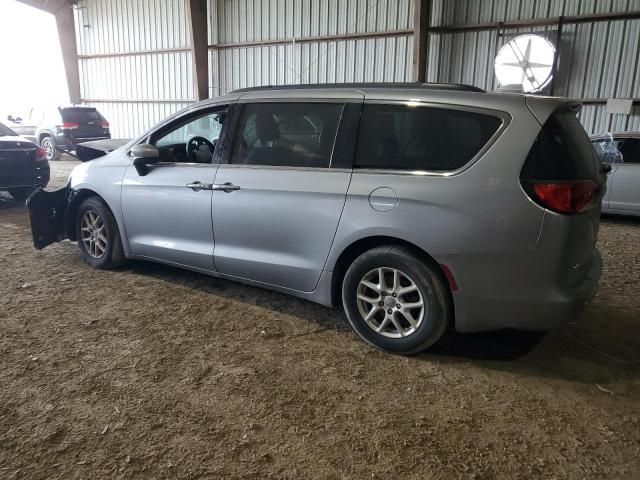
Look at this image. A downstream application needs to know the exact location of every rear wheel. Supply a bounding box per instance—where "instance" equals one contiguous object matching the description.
[8,187,35,201]
[40,136,60,161]
[76,197,126,269]
[342,245,450,355]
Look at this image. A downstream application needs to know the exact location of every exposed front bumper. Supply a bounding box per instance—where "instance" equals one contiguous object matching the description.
[27,185,70,249]
[56,135,111,152]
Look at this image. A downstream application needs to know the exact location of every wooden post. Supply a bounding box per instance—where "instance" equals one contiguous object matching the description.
[187,0,209,101]
[54,3,82,104]
[412,0,431,82]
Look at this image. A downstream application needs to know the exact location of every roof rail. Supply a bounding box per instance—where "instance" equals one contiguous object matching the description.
[231,82,485,94]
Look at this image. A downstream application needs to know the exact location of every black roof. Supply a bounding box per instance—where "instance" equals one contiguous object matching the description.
[231,82,485,94]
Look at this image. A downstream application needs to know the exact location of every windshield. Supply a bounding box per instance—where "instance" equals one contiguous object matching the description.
[0,122,18,136]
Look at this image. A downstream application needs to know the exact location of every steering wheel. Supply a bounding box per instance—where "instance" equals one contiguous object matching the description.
[186,136,216,163]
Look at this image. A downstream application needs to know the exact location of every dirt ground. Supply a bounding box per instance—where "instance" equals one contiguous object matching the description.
[1,160,639,479]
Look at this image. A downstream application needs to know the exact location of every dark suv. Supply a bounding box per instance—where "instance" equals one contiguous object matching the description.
[9,106,111,161]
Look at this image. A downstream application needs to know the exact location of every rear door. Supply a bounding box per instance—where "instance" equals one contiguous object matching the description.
[608,138,640,213]
[212,93,362,292]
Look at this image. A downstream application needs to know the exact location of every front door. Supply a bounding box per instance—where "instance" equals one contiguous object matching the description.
[212,99,360,292]
[121,105,229,270]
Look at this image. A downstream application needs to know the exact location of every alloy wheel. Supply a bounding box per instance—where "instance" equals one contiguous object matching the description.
[356,267,426,338]
[80,210,108,259]
[42,138,55,161]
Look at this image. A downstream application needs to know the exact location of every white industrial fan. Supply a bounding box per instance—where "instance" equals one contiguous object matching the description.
[494,34,556,93]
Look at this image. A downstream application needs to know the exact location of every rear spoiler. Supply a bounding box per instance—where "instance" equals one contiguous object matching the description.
[75,138,130,162]
[525,96,581,126]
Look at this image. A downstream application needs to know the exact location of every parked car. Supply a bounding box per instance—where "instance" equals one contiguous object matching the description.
[0,121,50,200]
[7,105,111,161]
[591,133,640,217]
[27,83,606,354]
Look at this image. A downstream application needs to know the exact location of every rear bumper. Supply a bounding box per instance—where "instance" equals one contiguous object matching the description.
[440,248,602,333]
[0,165,49,190]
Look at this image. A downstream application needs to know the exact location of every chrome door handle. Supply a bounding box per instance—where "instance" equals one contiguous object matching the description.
[212,182,241,192]
[186,181,213,191]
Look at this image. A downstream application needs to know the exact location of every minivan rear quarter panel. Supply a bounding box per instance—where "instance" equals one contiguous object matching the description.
[324,91,554,332]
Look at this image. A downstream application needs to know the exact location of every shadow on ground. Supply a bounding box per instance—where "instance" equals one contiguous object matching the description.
[123,258,640,385]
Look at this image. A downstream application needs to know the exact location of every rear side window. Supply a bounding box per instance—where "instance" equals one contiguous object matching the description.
[354,104,503,171]
[230,103,343,168]
[521,110,600,181]
[61,108,103,123]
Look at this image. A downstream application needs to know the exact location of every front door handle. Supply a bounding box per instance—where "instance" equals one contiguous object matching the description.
[212,182,241,193]
[186,181,213,192]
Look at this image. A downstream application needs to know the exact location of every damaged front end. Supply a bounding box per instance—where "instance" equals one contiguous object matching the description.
[27,185,73,249]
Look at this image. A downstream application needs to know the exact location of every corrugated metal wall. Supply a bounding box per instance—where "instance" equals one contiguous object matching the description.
[72,0,639,137]
[429,0,640,134]
[207,0,416,95]
[75,0,194,138]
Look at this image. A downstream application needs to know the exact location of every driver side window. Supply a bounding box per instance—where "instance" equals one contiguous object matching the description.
[152,107,227,164]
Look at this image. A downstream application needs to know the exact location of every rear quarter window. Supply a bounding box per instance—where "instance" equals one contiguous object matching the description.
[521,110,601,181]
[354,104,503,171]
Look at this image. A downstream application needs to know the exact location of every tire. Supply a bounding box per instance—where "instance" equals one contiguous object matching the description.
[8,187,35,201]
[75,196,126,269]
[341,245,451,355]
[40,136,61,161]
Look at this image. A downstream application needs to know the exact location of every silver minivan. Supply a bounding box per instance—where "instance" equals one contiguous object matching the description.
[28,83,606,354]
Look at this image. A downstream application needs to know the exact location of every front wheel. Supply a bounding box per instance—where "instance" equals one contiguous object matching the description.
[76,197,126,269]
[342,245,451,355]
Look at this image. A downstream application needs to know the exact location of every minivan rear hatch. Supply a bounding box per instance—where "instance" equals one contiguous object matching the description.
[521,102,606,288]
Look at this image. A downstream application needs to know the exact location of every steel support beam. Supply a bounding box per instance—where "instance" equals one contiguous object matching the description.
[412,0,431,82]
[54,3,82,104]
[187,0,209,101]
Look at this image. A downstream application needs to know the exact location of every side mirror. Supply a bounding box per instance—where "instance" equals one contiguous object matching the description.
[131,143,160,176]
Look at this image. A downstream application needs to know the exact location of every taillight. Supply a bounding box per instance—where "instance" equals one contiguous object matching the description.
[531,181,599,214]
[101,121,109,129]
[36,146,47,161]
[59,121,79,130]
